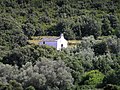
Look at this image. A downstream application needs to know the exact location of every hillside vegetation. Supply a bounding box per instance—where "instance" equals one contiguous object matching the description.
[0,0,120,90]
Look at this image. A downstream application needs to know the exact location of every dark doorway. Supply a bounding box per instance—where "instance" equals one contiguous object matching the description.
[61,44,63,47]
[43,41,45,44]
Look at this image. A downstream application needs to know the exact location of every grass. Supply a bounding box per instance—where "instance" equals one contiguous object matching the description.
[28,40,40,45]
[31,36,58,40]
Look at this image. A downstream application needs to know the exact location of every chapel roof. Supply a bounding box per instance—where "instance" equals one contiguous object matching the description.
[41,33,65,42]
[41,37,60,42]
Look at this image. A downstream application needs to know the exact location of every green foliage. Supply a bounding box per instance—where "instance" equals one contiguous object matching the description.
[78,85,97,90]
[103,84,120,90]
[93,41,107,55]
[3,45,59,67]
[103,70,120,85]
[81,17,101,39]
[0,15,28,49]
[93,54,113,74]
[26,86,35,90]
[0,36,119,90]
[0,0,120,41]
[81,70,104,86]
[0,59,73,90]
[22,23,36,39]
[101,18,113,36]
[0,0,120,90]
[9,80,23,90]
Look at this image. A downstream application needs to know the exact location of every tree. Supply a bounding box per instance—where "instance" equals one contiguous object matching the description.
[108,15,119,29]
[72,23,82,39]
[17,59,74,90]
[101,18,113,36]
[22,23,36,39]
[81,17,101,39]
[81,70,104,86]
[93,54,113,74]
[0,58,74,90]
[115,25,120,38]
[9,80,23,90]
[93,41,108,55]
[26,86,35,90]
[103,69,120,86]
[0,15,28,48]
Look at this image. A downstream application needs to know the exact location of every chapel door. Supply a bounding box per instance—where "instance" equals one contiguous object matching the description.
[61,44,63,48]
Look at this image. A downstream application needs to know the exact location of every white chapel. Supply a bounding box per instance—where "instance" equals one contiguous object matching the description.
[39,34,68,50]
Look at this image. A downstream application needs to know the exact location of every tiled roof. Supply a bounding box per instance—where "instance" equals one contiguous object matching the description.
[41,37,60,42]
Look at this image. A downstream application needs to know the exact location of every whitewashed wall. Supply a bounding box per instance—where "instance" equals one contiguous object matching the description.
[57,38,68,50]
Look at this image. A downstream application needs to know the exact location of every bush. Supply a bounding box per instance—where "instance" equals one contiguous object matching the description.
[81,70,104,86]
